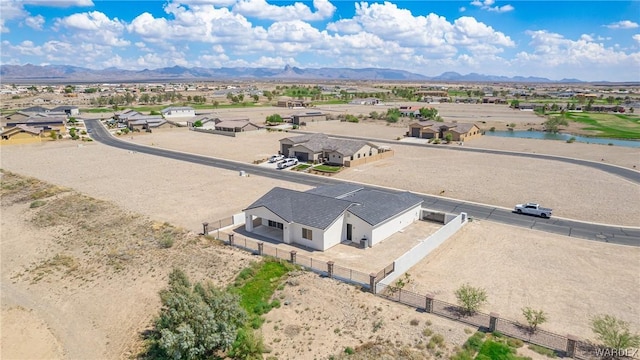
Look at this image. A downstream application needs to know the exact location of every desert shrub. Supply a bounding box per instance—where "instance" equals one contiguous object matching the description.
[147,269,247,359]
[463,331,485,352]
[229,328,266,360]
[410,318,419,326]
[344,346,355,355]
[30,200,47,208]
[455,283,488,315]
[566,136,576,143]
[507,337,524,348]
[422,328,433,337]
[489,127,496,131]
[159,233,175,248]
[591,314,640,350]
[528,344,556,358]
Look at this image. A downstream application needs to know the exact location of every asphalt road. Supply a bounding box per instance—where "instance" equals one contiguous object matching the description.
[85,119,640,246]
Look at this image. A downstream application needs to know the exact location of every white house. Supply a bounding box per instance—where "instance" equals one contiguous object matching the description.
[161,106,195,118]
[243,184,423,251]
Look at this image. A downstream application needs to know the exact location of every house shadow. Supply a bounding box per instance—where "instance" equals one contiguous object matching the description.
[230,225,324,255]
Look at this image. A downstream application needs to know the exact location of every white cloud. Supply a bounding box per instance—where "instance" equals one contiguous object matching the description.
[1,0,28,32]
[326,19,362,34]
[459,6,466,12]
[232,0,336,21]
[24,15,45,30]
[22,0,94,7]
[129,3,256,45]
[633,34,640,44]
[54,11,129,46]
[517,30,637,67]
[470,0,514,13]
[606,20,639,29]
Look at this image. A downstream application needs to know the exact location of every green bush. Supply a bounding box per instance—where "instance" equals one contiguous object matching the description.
[147,269,247,359]
[527,344,556,358]
[506,337,524,348]
[30,200,47,208]
[566,137,576,143]
[344,346,355,355]
[229,328,266,360]
[463,331,485,352]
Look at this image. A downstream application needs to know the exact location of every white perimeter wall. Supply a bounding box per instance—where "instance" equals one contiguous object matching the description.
[371,204,422,247]
[377,212,467,291]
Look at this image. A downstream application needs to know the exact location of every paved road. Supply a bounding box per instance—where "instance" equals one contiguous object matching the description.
[290,131,640,185]
[85,120,640,246]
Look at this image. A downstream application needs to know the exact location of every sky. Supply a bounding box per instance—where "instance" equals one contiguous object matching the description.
[1,0,639,82]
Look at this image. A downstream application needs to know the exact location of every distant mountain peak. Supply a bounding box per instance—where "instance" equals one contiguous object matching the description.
[0,64,584,83]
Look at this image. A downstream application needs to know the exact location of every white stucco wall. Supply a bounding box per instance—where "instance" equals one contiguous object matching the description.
[370,204,422,247]
[343,212,373,246]
[323,216,346,250]
[245,206,290,243]
[289,223,324,251]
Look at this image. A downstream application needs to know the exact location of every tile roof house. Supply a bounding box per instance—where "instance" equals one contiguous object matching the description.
[279,133,382,164]
[408,121,482,142]
[214,119,262,132]
[243,184,423,251]
[1,124,45,144]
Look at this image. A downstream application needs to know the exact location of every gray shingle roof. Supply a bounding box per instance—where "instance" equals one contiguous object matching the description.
[342,189,423,226]
[244,187,354,230]
[305,183,363,198]
[246,185,423,229]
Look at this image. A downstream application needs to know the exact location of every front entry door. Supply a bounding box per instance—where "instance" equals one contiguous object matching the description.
[346,224,352,241]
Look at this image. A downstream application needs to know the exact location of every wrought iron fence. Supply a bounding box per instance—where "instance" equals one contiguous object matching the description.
[333,264,371,288]
[497,317,568,353]
[221,230,581,359]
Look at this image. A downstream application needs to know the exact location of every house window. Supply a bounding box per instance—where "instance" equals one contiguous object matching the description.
[302,228,313,240]
[358,154,361,158]
[268,220,283,230]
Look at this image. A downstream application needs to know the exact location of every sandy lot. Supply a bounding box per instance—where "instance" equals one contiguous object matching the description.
[121,122,640,226]
[1,123,638,359]
[409,220,640,340]
[1,170,550,360]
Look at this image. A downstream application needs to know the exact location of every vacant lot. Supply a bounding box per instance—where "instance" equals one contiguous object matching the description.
[408,220,640,340]
[118,123,640,226]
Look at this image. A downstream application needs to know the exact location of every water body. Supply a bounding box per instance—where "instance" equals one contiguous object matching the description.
[484,130,640,148]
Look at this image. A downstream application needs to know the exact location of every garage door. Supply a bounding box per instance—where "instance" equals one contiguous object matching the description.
[294,151,309,162]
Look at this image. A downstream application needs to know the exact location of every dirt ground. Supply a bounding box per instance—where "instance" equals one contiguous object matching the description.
[124,121,639,226]
[1,171,553,360]
[1,104,638,359]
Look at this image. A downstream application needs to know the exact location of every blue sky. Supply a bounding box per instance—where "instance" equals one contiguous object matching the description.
[1,0,639,81]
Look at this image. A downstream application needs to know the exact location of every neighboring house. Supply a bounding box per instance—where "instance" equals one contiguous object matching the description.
[6,116,67,133]
[114,109,142,122]
[408,121,482,142]
[279,133,381,165]
[398,106,421,117]
[127,116,168,131]
[1,125,45,145]
[21,106,50,114]
[51,105,80,116]
[243,184,423,251]
[349,98,381,105]
[291,112,327,125]
[214,119,262,132]
[161,106,195,118]
[276,98,311,108]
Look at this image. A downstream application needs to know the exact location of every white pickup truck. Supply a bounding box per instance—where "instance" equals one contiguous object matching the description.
[514,203,553,218]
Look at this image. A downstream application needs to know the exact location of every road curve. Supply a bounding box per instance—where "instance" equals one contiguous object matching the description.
[85,119,640,246]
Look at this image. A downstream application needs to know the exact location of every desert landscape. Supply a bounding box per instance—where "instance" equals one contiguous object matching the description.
[2,104,639,359]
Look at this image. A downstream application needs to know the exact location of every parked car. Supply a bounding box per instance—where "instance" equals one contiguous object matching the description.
[268,154,285,163]
[514,202,553,218]
[277,158,298,169]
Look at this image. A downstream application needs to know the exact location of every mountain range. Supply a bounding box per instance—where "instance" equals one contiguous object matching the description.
[0,64,583,83]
